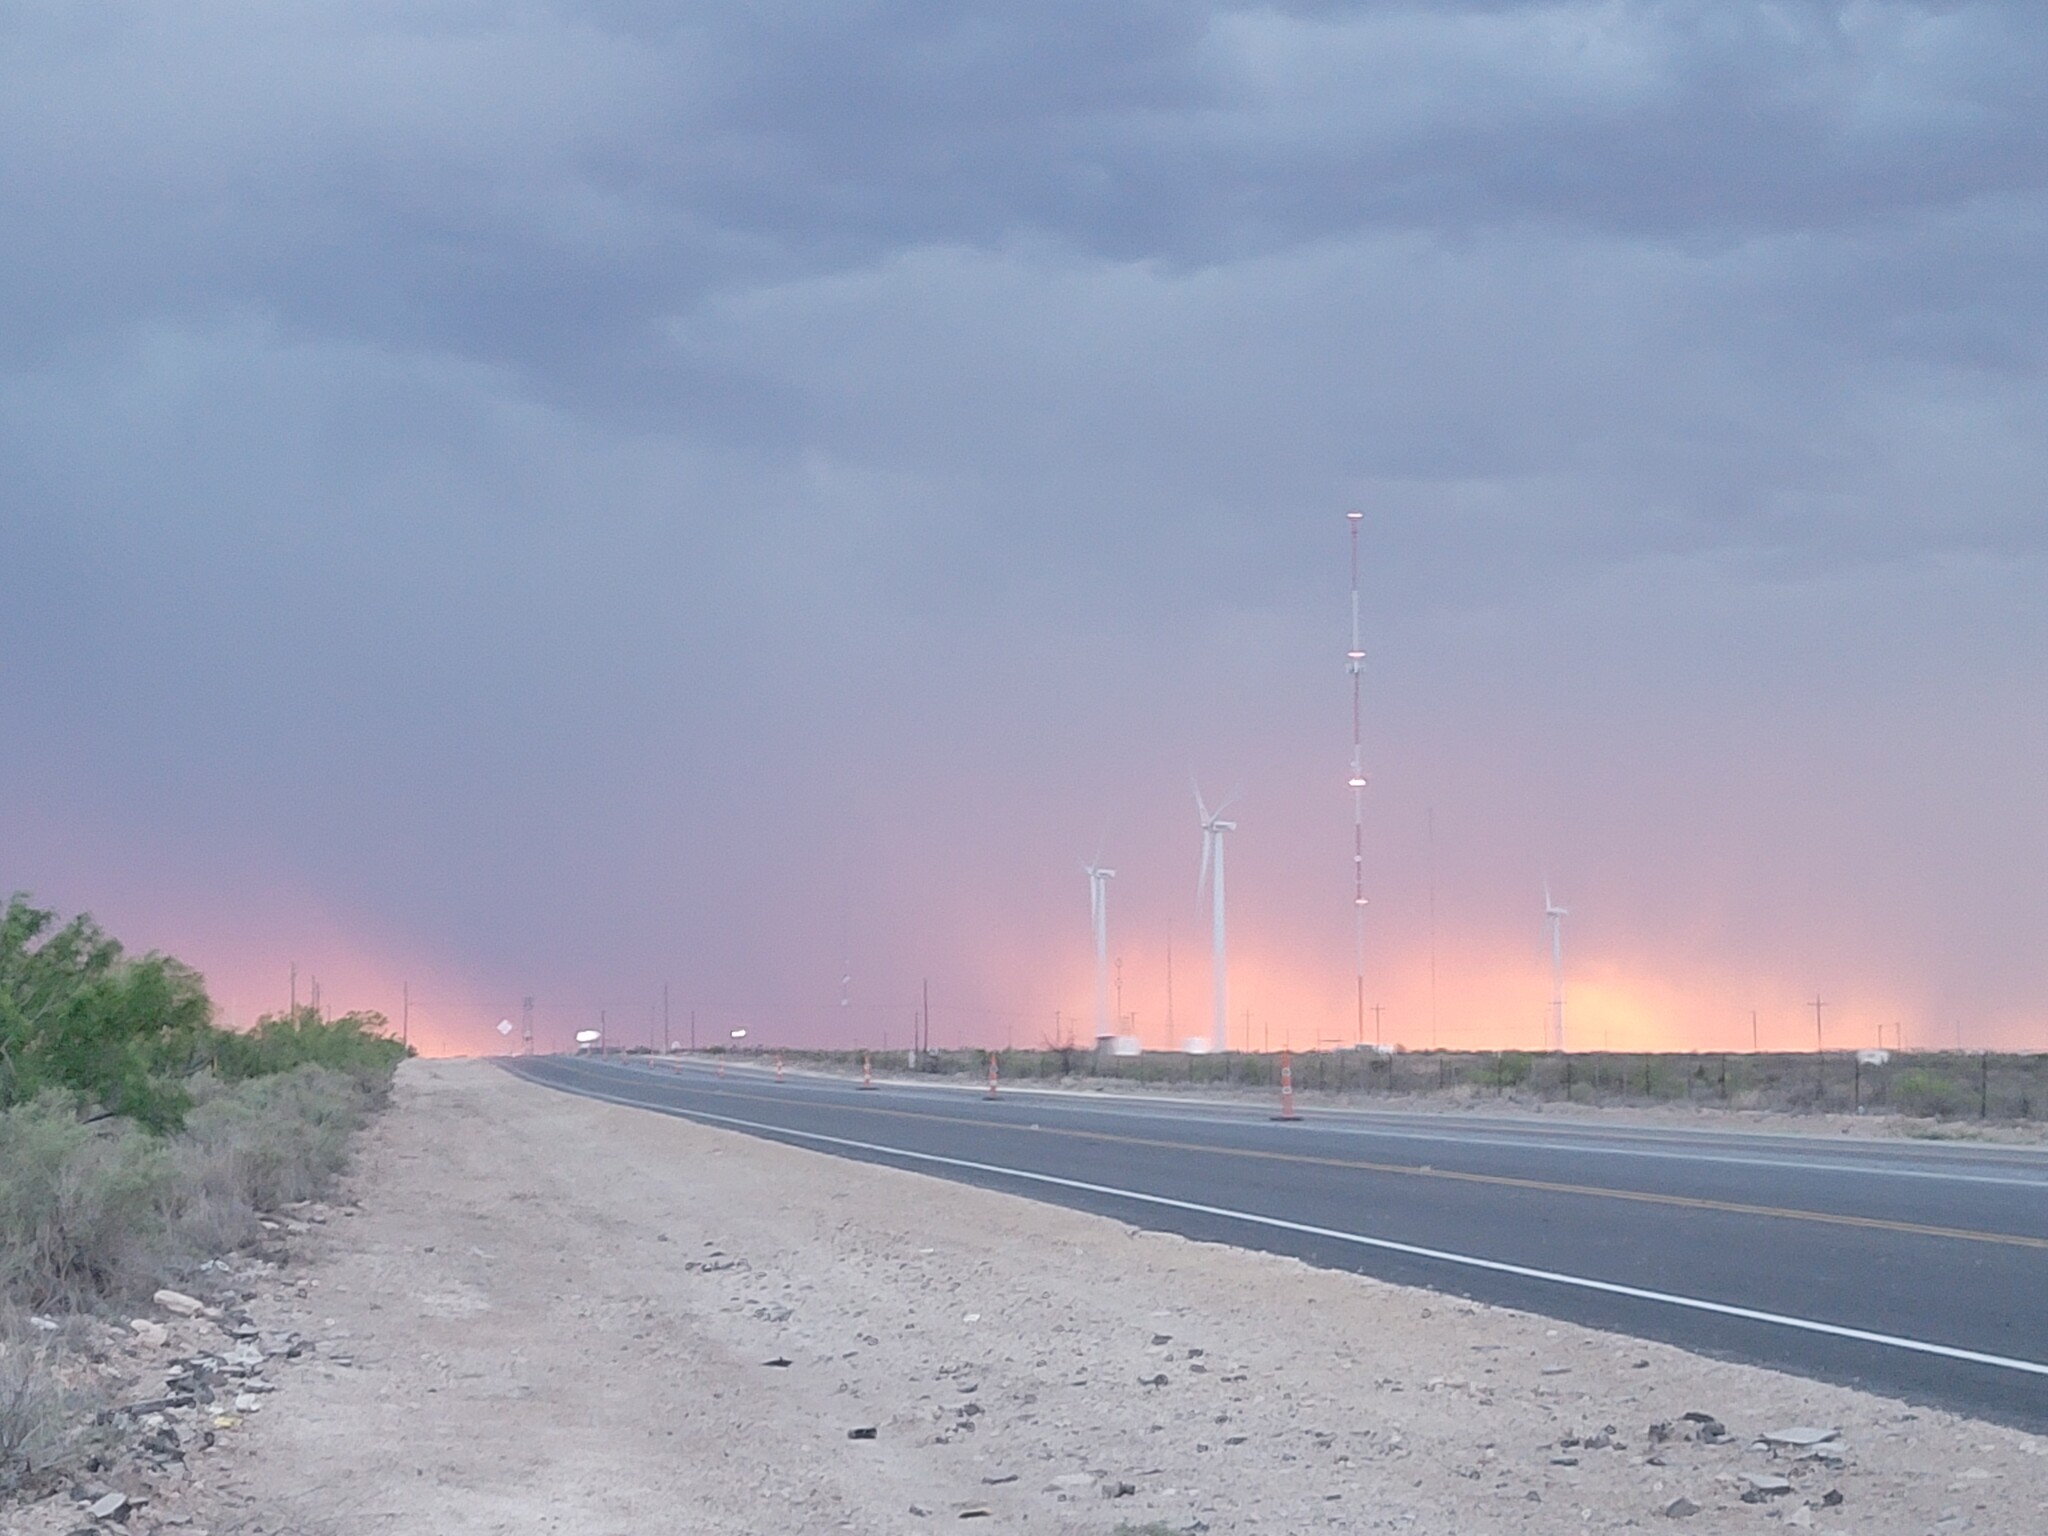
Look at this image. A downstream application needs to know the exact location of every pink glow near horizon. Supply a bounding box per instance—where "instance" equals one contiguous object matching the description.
[22,857,2038,1060]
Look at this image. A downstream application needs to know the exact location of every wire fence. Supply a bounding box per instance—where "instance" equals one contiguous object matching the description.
[689,1044,2048,1122]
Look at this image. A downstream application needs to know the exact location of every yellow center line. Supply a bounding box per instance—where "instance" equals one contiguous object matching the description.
[654,1074,2048,1253]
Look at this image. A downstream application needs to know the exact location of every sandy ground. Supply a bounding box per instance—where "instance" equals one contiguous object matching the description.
[26,1057,2048,1535]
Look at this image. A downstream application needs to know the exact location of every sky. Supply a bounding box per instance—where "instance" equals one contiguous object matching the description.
[3,2,2045,1057]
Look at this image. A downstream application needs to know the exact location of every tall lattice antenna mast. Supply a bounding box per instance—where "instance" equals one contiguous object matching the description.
[1346,511,1371,1045]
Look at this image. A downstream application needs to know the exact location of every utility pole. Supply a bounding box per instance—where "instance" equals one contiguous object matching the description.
[1427,807,1438,1051]
[690,1008,697,1052]
[923,978,931,1054]
[290,962,298,1018]
[1165,922,1175,1041]
[1751,1009,1759,1054]
[1372,1001,1385,1047]
[521,996,534,1056]
[1813,994,1826,1098]
[663,983,671,1051]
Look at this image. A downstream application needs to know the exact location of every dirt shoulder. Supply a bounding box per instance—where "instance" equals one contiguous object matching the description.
[29,1057,2048,1534]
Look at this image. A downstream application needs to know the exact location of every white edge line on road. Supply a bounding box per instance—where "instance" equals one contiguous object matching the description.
[530,1066,2048,1382]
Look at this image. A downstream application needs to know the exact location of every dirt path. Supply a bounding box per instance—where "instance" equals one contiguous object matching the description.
[93,1059,2048,1533]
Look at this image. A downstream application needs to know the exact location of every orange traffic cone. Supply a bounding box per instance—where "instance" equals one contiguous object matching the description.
[1273,1049,1301,1122]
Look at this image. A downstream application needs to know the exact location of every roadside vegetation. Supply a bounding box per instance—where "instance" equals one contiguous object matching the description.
[679,1041,2048,1123]
[0,892,408,1493]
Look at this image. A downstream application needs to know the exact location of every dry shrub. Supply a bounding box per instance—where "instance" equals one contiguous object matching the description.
[1,1066,380,1310]
[174,1065,368,1212]
[0,1310,84,1493]
[141,1066,374,1278]
[0,1096,168,1310]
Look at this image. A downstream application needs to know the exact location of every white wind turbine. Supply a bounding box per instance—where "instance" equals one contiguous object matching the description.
[1085,857,1116,1045]
[1196,784,1238,1055]
[1545,884,1569,1052]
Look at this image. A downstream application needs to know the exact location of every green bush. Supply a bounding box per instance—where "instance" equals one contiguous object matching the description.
[1481,1051,1533,1088]
[1643,1058,1685,1100]
[0,898,214,1130]
[208,1008,409,1095]
[1,897,408,1138]
[1894,1068,1971,1119]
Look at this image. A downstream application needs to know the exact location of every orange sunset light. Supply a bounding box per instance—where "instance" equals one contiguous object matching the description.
[1008,930,1937,1058]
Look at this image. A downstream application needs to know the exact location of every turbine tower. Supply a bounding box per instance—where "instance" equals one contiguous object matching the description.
[1345,509,1370,1044]
[1085,858,1116,1046]
[1545,884,1569,1052]
[1196,784,1238,1055]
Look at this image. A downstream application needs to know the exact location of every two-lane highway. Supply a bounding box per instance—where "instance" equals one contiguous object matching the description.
[506,1054,2048,1429]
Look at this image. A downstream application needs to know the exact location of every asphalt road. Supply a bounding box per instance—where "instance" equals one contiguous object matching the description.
[505,1053,2048,1430]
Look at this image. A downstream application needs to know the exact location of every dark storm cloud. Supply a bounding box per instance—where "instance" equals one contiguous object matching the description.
[2,3,2045,1046]
[6,5,2044,373]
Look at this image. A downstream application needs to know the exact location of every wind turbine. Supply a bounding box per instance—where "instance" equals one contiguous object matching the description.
[1085,857,1116,1047]
[1545,884,1568,1052]
[1196,784,1238,1055]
